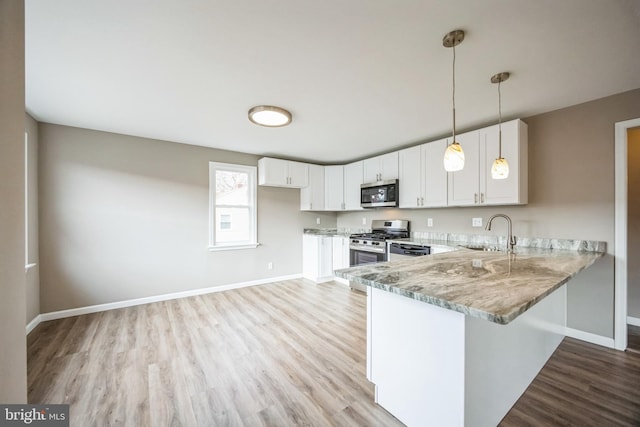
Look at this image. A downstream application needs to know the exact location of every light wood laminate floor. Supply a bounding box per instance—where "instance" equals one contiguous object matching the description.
[28,280,640,426]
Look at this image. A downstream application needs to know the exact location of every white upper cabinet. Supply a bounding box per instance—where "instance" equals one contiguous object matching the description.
[447,119,528,206]
[300,164,325,211]
[398,140,448,208]
[447,130,481,206]
[258,157,309,188]
[324,165,345,210]
[398,145,423,208]
[422,138,448,207]
[480,119,528,205]
[363,152,399,183]
[344,161,364,210]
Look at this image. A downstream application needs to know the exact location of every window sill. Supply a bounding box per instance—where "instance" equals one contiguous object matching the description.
[208,243,260,252]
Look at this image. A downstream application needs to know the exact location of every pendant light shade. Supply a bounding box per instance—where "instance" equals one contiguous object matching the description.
[490,72,510,180]
[491,157,509,179]
[444,142,465,172]
[442,30,465,172]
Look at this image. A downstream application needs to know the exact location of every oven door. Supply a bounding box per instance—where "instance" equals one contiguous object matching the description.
[350,248,386,267]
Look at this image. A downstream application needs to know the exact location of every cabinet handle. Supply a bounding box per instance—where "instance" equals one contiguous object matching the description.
[421,197,424,206]
[310,203,312,209]
[481,193,485,203]
[417,197,420,206]
[474,193,478,204]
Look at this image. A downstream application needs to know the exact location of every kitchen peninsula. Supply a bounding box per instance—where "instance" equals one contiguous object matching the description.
[335,241,605,427]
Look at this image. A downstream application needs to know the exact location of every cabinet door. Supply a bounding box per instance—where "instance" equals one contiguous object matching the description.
[363,157,381,183]
[258,157,288,186]
[302,235,319,281]
[447,131,480,206]
[423,138,448,207]
[332,237,345,270]
[318,236,334,279]
[344,161,364,210]
[379,152,399,180]
[399,146,422,208]
[481,119,528,205]
[301,164,324,210]
[363,152,399,182]
[324,165,345,210]
[288,161,309,188]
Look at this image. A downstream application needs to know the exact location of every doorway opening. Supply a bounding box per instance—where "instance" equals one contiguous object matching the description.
[626,125,640,352]
[615,119,640,351]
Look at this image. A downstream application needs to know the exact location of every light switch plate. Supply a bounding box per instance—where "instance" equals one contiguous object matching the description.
[472,217,483,227]
[362,217,367,225]
[316,217,321,225]
[427,218,433,227]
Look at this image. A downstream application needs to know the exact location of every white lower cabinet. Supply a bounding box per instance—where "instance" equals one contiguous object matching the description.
[332,236,350,284]
[303,234,351,284]
[302,234,334,282]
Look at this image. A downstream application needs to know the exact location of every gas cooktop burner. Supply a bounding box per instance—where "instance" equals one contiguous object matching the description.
[349,220,410,242]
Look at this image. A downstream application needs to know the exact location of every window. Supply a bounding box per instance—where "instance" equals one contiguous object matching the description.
[220,214,231,230]
[209,162,258,250]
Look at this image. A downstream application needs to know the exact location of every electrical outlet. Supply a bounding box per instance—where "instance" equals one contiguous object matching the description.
[267,262,273,270]
[472,259,483,268]
[316,217,321,225]
[362,217,367,225]
[472,217,483,227]
[427,218,433,227]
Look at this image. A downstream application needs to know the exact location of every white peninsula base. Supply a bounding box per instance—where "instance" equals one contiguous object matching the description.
[366,285,567,427]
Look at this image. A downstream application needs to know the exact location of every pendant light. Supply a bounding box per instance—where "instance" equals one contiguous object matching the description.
[442,30,465,172]
[490,72,510,179]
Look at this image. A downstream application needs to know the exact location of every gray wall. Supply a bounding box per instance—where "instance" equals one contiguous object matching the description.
[38,124,337,313]
[628,127,640,319]
[26,113,40,324]
[0,0,27,403]
[338,88,640,338]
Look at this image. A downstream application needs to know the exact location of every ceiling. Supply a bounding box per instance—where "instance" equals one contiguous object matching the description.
[25,0,640,164]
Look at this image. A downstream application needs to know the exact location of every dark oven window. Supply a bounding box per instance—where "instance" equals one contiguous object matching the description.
[350,249,386,266]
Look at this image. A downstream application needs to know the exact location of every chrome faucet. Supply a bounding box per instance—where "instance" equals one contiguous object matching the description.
[485,214,517,252]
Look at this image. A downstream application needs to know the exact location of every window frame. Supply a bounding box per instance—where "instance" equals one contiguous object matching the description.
[208,162,259,251]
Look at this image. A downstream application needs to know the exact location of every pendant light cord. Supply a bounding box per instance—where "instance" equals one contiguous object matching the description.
[498,79,502,158]
[452,43,457,143]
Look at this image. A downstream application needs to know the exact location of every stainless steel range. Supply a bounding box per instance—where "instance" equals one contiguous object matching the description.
[348,219,409,292]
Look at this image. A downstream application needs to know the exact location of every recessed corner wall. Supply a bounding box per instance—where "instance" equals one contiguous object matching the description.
[38,124,337,313]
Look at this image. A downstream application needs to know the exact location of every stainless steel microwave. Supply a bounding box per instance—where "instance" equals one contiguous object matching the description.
[361,179,399,208]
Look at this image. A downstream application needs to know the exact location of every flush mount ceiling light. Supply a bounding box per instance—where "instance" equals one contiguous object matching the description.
[490,72,510,180]
[248,105,292,127]
[442,29,466,172]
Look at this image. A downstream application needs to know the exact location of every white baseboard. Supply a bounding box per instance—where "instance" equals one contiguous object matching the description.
[26,314,43,334]
[628,316,640,327]
[564,327,615,349]
[26,274,302,334]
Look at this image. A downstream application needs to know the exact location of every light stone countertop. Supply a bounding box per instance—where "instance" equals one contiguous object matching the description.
[334,246,605,325]
[303,228,354,237]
